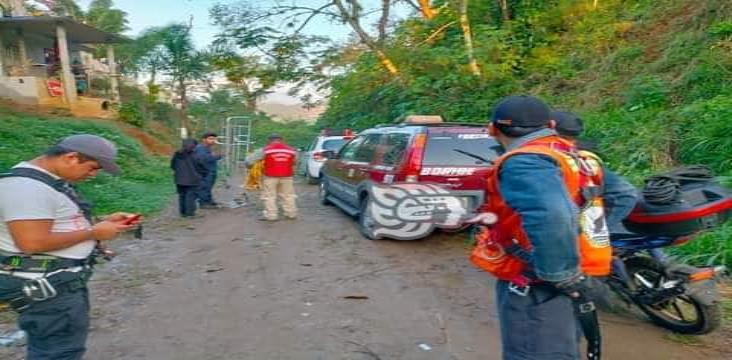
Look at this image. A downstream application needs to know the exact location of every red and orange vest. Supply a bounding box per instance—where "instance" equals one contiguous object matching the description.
[263,142,297,177]
[470,136,612,285]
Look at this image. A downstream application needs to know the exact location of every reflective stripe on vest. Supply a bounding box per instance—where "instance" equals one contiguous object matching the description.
[263,143,296,177]
[470,136,611,282]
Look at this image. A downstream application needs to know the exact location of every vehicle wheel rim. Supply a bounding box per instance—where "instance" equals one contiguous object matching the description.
[649,296,700,323]
[633,268,702,326]
[319,182,327,199]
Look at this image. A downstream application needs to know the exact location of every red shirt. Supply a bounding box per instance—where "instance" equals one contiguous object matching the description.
[263,142,296,177]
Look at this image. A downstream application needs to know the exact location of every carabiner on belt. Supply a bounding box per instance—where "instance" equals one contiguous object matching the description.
[508,282,531,297]
[22,277,58,301]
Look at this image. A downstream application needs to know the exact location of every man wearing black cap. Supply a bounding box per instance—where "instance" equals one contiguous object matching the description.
[194,132,223,208]
[0,134,139,359]
[246,134,298,221]
[552,110,639,231]
[473,96,612,359]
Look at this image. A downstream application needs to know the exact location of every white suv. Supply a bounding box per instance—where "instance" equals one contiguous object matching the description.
[300,133,353,184]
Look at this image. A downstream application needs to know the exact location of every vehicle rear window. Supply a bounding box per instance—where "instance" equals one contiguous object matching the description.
[322,139,346,151]
[422,131,501,166]
[382,133,411,166]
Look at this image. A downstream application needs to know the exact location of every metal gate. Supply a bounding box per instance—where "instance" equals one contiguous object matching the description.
[218,116,254,174]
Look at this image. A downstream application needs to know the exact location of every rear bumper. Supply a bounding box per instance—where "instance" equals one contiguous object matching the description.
[453,189,485,212]
[307,160,325,178]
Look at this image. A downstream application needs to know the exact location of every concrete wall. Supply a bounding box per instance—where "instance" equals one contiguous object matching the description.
[0,76,39,104]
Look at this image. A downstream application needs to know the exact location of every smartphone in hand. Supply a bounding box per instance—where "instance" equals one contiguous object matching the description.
[121,214,142,225]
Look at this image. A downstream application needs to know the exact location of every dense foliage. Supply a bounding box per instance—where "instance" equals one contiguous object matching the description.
[314,0,732,264]
[188,90,319,152]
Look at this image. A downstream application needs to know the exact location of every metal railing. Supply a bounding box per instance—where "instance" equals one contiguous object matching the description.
[219,116,255,174]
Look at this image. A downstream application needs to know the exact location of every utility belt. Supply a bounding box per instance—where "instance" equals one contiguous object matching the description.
[496,247,603,360]
[0,252,95,312]
[1,252,95,273]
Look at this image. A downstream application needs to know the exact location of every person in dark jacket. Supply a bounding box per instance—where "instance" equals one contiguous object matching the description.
[551,110,639,231]
[194,132,223,208]
[482,96,611,360]
[171,139,204,217]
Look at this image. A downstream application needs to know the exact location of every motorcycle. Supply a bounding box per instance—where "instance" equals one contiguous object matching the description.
[469,166,729,334]
[605,165,730,334]
[606,230,726,334]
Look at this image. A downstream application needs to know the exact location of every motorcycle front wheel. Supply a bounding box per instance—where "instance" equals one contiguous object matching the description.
[625,256,721,335]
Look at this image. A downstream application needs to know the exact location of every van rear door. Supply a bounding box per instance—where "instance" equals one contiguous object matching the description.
[419,127,501,191]
[368,132,413,184]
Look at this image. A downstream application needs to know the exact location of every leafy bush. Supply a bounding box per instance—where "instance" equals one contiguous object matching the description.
[0,108,173,215]
[149,101,176,126]
[251,117,319,150]
[117,84,178,129]
[709,21,732,37]
[117,102,145,127]
[623,75,670,110]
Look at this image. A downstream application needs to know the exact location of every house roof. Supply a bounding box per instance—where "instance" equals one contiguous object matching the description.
[0,16,128,44]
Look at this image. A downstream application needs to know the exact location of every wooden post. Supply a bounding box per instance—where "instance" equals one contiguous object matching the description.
[56,24,76,104]
[0,35,4,76]
[107,45,119,102]
[17,37,27,71]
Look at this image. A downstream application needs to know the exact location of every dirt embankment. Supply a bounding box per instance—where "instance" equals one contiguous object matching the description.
[0,100,174,156]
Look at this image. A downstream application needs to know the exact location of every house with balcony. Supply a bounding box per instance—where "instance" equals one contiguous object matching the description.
[0,5,125,118]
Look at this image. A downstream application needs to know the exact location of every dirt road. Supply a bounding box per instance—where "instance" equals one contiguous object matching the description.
[3,179,729,359]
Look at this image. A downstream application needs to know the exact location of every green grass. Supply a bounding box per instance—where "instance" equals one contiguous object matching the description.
[558,0,732,266]
[664,333,704,346]
[723,297,732,323]
[669,224,732,268]
[0,108,174,216]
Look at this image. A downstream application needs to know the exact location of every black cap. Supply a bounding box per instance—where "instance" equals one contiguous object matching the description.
[552,111,584,137]
[201,132,217,139]
[490,95,551,128]
[268,133,283,141]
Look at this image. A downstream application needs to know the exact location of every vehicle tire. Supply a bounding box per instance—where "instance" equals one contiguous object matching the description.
[358,196,380,240]
[625,256,721,334]
[319,179,332,206]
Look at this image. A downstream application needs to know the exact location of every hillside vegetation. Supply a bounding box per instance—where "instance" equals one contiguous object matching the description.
[187,90,320,151]
[316,0,732,265]
[0,108,174,216]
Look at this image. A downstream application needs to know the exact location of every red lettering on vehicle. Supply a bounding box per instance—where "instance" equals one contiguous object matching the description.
[420,167,476,176]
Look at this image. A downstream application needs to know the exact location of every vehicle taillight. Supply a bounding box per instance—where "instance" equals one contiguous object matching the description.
[688,266,726,282]
[403,133,427,182]
[312,151,327,162]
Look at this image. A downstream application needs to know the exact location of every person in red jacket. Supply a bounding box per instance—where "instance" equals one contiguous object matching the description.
[246,134,298,221]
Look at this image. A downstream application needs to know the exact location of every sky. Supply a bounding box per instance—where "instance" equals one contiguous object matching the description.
[74,0,412,104]
[76,0,401,49]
